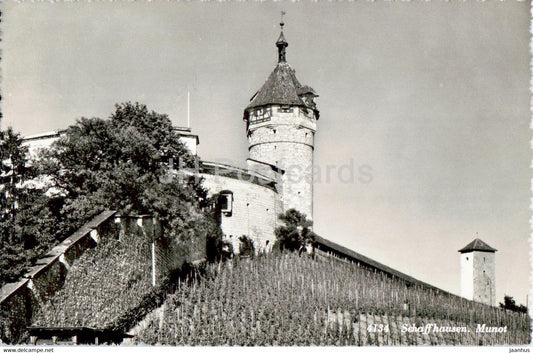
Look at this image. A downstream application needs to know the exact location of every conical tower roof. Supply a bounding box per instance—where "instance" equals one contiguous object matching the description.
[458,238,497,253]
[245,17,318,112]
[246,62,308,110]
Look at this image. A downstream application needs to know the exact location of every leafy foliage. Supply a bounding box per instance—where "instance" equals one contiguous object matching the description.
[0,102,224,286]
[38,102,220,259]
[39,102,196,216]
[0,128,62,286]
[499,295,528,314]
[274,209,315,252]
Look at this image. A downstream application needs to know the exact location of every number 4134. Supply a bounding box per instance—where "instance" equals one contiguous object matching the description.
[367,324,390,332]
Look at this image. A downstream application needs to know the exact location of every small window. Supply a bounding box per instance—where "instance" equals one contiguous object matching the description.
[218,191,233,215]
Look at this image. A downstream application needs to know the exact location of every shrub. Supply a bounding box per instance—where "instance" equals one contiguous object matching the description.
[238,235,255,257]
[274,209,315,252]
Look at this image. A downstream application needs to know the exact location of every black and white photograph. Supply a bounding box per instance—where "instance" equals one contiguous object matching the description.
[0,1,530,348]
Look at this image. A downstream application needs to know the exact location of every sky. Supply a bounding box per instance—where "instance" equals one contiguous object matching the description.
[1,1,530,305]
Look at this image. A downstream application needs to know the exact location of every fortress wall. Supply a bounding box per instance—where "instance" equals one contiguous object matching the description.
[472,252,496,306]
[201,172,279,253]
[460,252,474,301]
[0,211,119,343]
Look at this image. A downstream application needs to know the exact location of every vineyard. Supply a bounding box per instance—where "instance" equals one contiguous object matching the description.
[133,252,530,346]
[32,230,153,328]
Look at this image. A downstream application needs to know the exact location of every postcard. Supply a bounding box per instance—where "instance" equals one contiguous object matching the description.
[0,1,530,350]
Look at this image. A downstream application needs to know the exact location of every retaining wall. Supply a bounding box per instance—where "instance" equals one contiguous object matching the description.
[0,211,198,344]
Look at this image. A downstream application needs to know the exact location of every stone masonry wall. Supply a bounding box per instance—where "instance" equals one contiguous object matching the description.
[0,211,118,343]
[460,252,474,301]
[472,251,496,306]
[247,106,316,220]
[0,211,201,344]
[201,172,280,253]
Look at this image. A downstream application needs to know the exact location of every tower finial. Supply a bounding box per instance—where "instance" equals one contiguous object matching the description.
[276,11,288,63]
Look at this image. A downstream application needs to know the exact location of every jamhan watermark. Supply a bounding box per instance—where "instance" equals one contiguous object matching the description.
[160,157,373,186]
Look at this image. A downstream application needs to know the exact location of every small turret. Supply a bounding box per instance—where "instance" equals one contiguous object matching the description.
[276,20,288,63]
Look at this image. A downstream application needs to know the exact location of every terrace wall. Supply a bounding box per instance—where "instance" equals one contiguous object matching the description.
[0,212,195,344]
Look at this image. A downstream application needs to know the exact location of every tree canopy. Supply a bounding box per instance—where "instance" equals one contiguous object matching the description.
[499,295,528,314]
[0,102,225,286]
[40,102,197,217]
[274,208,315,252]
[0,128,58,285]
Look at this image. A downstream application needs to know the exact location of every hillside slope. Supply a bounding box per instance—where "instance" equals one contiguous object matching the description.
[32,230,153,328]
[133,253,530,346]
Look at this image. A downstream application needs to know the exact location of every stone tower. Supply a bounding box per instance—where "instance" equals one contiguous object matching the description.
[243,20,319,220]
[458,238,497,306]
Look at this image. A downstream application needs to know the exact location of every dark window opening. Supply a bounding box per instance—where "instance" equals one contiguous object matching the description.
[218,191,233,216]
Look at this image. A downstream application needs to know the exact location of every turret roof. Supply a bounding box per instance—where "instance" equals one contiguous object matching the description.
[246,19,318,112]
[246,62,309,110]
[458,238,497,253]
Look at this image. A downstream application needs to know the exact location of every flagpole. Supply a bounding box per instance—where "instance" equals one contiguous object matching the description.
[187,90,190,129]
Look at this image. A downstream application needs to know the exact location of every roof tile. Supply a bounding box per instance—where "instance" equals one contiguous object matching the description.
[458,238,497,253]
[246,62,308,110]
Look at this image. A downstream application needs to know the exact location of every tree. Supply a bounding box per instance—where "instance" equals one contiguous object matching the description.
[274,209,315,252]
[0,128,57,285]
[0,127,31,226]
[39,102,196,218]
[22,102,220,273]
[0,103,224,286]
[499,295,528,314]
